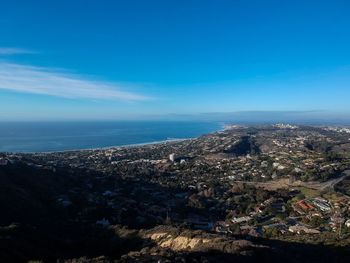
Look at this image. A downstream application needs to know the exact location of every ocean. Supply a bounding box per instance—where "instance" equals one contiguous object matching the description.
[0,121,222,153]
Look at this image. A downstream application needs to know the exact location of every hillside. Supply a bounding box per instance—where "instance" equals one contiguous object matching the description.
[1,125,350,262]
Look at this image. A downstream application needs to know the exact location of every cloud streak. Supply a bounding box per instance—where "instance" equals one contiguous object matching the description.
[0,63,149,101]
[0,47,35,55]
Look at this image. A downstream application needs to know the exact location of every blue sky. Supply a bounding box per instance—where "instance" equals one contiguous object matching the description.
[0,0,350,120]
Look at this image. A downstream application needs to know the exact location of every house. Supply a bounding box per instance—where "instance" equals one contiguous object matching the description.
[263,223,288,234]
[215,221,232,234]
[240,225,261,237]
[289,225,320,234]
[297,200,315,210]
[311,197,331,212]
[345,219,350,228]
[169,153,175,162]
[270,198,286,213]
[232,216,252,224]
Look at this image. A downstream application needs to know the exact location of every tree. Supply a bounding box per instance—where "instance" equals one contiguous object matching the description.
[256,189,269,203]
[264,227,279,238]
[296,193,305,200]
[309,216,325,228]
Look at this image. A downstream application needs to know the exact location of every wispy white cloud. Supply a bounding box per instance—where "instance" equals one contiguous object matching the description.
[0,47,35,55]
[0,63,150,101]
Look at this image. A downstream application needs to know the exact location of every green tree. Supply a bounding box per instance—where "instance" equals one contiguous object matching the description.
[309,216,325,228]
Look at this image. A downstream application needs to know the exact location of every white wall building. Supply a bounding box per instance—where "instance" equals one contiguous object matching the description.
[169,153,175,162]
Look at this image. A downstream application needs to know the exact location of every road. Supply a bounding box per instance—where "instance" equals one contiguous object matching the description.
[233,170,350,191]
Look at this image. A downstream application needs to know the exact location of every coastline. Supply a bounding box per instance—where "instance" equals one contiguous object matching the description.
[0,122,227,154]
[0,138,192,155]
[37,137,195,154]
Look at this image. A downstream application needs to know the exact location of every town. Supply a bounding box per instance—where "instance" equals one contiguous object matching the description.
[1,124,350,262]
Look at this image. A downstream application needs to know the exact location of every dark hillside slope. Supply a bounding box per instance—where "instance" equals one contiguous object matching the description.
[224,136,261,156]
